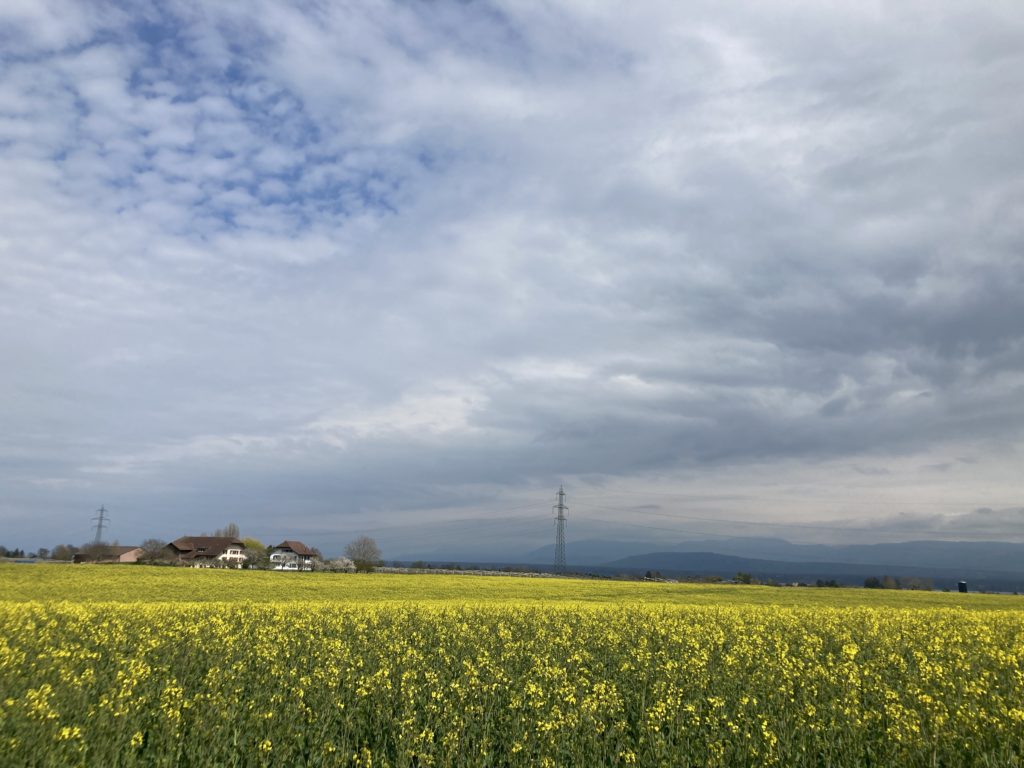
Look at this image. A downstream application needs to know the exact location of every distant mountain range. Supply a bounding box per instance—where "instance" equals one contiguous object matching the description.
[521,536,1024,591]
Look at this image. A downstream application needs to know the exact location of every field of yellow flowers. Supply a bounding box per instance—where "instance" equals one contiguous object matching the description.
[2,565,1023,766]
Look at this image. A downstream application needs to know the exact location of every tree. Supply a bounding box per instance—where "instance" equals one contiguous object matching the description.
[898,576,934,591]
[344,536,382,572]
[35,547,50,560]
[139,539,172,564]
[735,572,753,585]
[51,544,79,561]
[212,523,241,538]
[242,537,269,569]
[79,541,115,562]
[322,556,355,573]
[305,547,324,571]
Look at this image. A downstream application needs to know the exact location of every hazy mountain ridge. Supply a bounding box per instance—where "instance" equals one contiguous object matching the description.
[527,537,1024,575]
[601,551,1022,587]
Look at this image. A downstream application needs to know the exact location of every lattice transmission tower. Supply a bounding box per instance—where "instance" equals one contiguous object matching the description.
[553,485,567,572]
[92,505,109,544]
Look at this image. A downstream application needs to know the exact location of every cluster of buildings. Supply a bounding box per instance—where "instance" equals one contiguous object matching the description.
[165,536,319,570]
[74,537,320,570]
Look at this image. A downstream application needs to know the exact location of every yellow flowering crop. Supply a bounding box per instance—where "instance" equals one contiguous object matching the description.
[2,565,1023,766]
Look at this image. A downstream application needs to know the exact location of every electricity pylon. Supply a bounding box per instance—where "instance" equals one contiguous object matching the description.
[553,486,567,572]
[92,505,109,544]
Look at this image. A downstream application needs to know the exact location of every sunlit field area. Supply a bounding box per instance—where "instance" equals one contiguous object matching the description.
[3,565,1024,766]
[5,563,1024,609]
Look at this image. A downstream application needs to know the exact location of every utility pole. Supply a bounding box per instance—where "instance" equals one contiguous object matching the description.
[92,505,109,544]
[553,485,567,573]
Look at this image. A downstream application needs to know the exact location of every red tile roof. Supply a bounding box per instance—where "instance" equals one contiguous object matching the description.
[167,536,245,560]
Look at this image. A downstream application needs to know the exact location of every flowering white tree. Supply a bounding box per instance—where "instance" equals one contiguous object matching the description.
[322,556,355,573]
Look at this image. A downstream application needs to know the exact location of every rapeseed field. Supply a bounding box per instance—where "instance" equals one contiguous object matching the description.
[2,565,1023,766]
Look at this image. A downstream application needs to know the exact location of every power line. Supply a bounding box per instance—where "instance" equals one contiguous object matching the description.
[573,490,1020,509]
[328,500,546,535]
[320,490,1024,561]
[571,499,1022,537]
[577,514,759,540]
[577,514,913,544]
[573,503,1024,540]
[330,513,551,545]
[573,500,871,532]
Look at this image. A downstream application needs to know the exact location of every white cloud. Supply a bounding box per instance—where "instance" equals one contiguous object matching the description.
[306,382,490,444]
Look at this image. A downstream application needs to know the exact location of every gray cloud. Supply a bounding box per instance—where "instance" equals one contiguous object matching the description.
[868,507,1024,540]
[1,1,1023,554]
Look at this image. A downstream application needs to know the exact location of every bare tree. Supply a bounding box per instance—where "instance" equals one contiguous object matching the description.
[79,541,115,562]
[51,544,79,561]
[344,536,382,572]
[139,539,172,564]
[212,523,241,538]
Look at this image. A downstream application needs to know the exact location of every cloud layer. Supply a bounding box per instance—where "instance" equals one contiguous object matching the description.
[2,1,1023,553]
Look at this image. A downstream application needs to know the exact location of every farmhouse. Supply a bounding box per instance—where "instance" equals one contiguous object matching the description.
[72,545,144,564]
[166,536,246,568]
[269,540,317,571]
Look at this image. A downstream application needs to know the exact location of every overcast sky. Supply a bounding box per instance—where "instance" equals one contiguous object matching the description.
[2,1,1023,557]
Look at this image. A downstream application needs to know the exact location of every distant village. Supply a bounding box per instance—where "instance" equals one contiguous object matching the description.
[0,512,1001,591]
[0,524,381,573]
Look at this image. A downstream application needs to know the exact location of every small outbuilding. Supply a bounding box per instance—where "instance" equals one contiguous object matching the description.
[72,545,144,564]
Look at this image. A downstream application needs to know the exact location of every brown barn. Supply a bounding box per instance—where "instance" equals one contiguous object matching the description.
[166,536,247,568]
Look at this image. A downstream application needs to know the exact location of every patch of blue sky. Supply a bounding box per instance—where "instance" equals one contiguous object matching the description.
[342,171,402,216]
[127,17,205,87]
[113,19,354,217]
[285,172,403,220]
[226,84,321,149]
[403,1,532,68]
[11,3,447,232]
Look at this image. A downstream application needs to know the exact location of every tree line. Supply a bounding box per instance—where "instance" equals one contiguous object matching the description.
[864,575,934,590]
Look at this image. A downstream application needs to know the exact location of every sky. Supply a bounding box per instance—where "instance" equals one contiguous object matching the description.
[2,1,1023,559]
